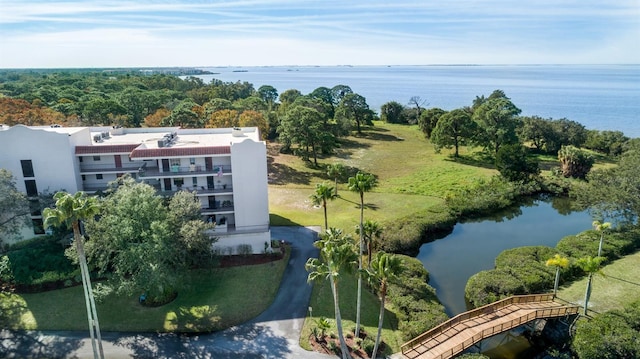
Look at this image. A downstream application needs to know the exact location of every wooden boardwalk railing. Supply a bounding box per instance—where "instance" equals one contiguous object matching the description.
[400,294,580,359]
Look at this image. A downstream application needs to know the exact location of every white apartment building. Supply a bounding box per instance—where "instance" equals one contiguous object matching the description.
[0,124,271,253]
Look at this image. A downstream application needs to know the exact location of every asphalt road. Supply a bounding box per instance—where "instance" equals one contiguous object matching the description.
[1,226,334,359]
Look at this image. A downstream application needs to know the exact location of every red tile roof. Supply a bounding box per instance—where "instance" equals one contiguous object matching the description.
[130,146,231,159]
[75,144,140,155]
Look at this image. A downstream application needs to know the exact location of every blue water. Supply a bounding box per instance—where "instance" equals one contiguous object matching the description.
[416,198,592,316]
[195,65,640,138]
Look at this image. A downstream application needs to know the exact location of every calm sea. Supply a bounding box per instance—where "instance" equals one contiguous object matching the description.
[196,65,639,138]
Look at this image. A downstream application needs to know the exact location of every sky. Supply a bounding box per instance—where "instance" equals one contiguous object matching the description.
[0,0,638,68]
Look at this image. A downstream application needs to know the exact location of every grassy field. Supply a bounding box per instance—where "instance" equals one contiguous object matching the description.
[556,250,640,315]
[0,251,289,332]
[268,122,495,231]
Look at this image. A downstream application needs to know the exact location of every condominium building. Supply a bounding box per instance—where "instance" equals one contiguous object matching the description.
[0,124,271,253]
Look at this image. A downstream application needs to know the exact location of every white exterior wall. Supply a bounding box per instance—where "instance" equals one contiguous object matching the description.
[214,230,272,255]
[0,126,88,242]
[0,126,85,194]
[230,139,269,232]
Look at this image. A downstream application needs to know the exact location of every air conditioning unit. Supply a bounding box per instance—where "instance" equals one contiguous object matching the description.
[93,134,102,143]
[157,140,165,148]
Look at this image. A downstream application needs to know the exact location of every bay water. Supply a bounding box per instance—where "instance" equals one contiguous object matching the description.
[197,65,639,138]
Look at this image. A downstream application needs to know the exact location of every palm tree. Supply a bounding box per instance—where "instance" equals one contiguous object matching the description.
[365,252,404,359]
[576,256,605,315]
[545,254,569,296]
[43,191,104,359]
[355,220,383,268]
[347,171,376,336]
[306,228,357,359]
[592,220,612,257]
[326,163,345,196]
[310,182,337,230]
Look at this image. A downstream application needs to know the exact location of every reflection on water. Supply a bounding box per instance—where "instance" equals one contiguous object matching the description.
[417,196,591,316]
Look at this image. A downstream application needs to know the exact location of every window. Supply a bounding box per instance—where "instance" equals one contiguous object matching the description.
[24,180,38,197]
[170,159,180,166]
[29,199,41,216]
[192,177,198,186]
[93,156,101,161]
[190,158,196,165]
[32,219,45,235]
[96,174,103,180]
[174,178,184,187]
[21,160,34,177]
[82,175,86,181]
[79,156,83,162]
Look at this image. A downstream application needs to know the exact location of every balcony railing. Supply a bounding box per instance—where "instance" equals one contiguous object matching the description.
[80,164,143,173]
[139,165,230,178]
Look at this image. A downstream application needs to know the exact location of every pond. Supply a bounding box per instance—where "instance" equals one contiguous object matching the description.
[416,196,593,317]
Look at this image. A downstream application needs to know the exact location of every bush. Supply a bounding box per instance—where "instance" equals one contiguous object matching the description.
[3,236,76,287]
[573,300,640,359]
[361,337,375,357]
[465,226,640,308]
[381,205,455,255]
[387,255,448,340]
[236,244,253,257]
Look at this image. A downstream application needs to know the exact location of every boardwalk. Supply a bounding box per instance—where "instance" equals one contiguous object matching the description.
[401,294,580,359]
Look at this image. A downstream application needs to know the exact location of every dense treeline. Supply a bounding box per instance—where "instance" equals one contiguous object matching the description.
[0,71,377,166]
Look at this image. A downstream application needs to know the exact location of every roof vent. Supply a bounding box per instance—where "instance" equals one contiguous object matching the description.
[231,127,243,137]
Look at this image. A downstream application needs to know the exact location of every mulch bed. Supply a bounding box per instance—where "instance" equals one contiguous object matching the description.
[308,329,383,359]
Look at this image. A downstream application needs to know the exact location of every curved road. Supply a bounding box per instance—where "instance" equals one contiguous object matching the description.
[1,226,335,359]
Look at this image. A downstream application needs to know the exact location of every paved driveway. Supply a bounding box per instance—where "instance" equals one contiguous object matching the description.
[1,226,333,359]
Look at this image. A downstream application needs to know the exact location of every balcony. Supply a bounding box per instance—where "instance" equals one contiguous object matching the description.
[79,164,142,174]
[139,165,230,178]
[201,202,234,215]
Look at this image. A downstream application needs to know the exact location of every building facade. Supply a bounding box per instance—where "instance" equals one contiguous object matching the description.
[0,125,270,253]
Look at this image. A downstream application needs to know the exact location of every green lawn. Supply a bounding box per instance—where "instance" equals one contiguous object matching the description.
[556,250,640,315]
[268,122,495,230]
[0,251,289,332]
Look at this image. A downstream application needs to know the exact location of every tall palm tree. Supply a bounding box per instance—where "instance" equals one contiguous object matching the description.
[592,220,612,257]
[347,171,376,336]
[326,163,345,196]
[306,228,357,359]
[365,252,404,359]
[310,182,337,230]
[576,256,605,316]
[355,219,383,268]
[43,191,104,359]
[545,254,569,296]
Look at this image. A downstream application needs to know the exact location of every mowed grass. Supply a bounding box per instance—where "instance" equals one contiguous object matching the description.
[268,122,496,229]
[0,251,289,332]
[556,250,640,315]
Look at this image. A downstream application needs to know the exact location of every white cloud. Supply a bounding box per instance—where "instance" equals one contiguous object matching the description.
[0,0,638,67]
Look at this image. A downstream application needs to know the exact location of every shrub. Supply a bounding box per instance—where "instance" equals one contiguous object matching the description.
[387,255,448,340]
[465,226,640,308]
[573,300,640,359]
[3,236,76,287]
[381,204,456,255]
[361,337,376,357]
[236,244,252,257]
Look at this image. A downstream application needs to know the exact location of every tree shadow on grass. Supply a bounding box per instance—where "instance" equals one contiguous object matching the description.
[167,305,222,333]
[113,323,290,359]
[337,197,379,211]
[269,214,301,227]
[444,152,496,170]
[267,163,312,186]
